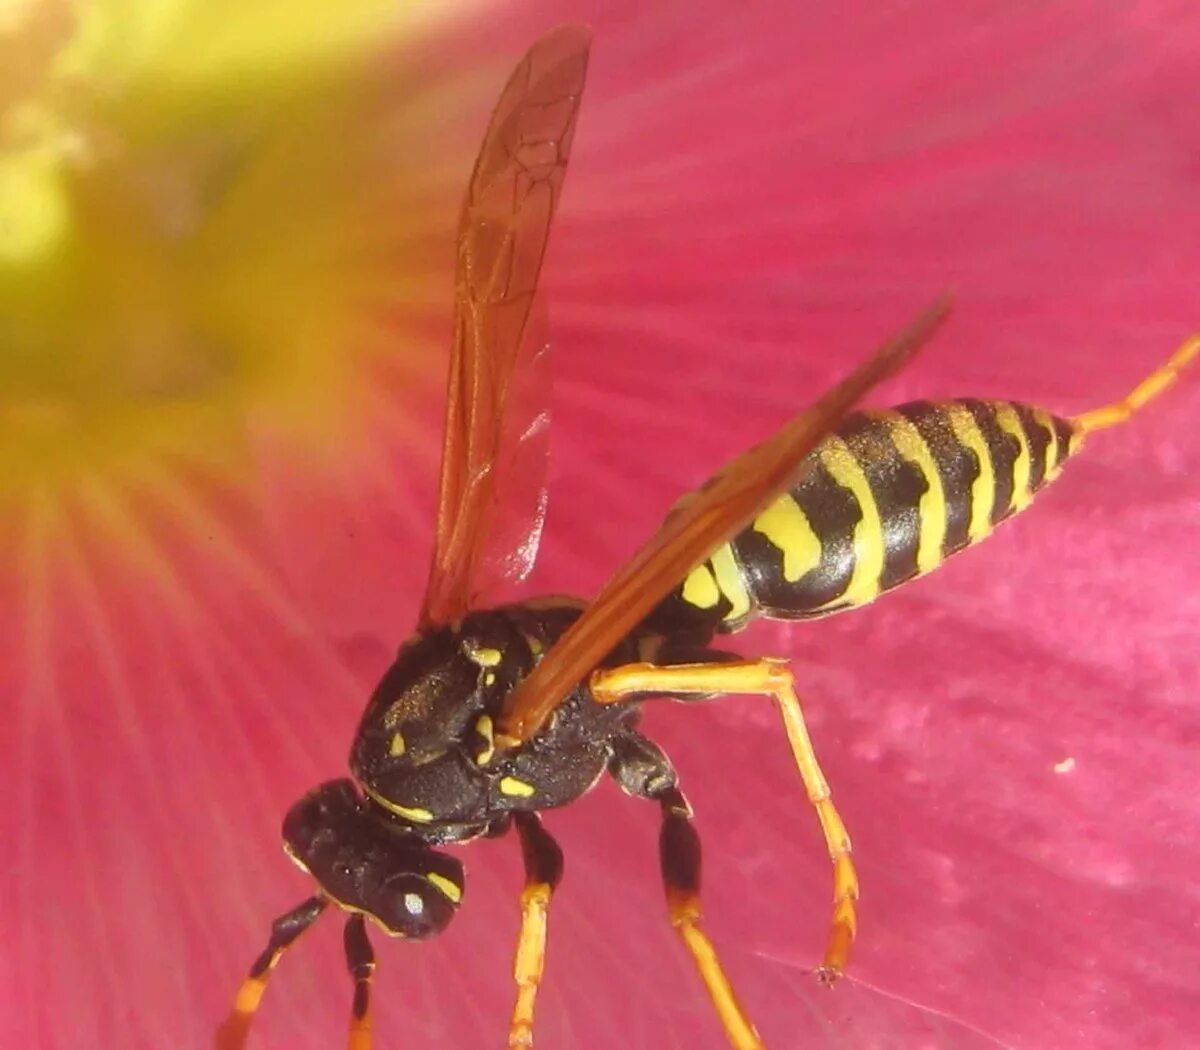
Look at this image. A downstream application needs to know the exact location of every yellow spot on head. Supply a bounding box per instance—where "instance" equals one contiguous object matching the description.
[484,670,496,687]
[681,563,719,608]
[499,776,536,798]
[389,732,406,757]
[426,872,463,904]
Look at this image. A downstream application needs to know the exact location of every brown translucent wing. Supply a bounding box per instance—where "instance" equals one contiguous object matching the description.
[419,26,592,628]
[498,298,953,743]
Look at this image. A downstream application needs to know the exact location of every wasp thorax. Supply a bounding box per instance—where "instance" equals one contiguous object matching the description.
[282,779,463,939]
[347,613,535,823]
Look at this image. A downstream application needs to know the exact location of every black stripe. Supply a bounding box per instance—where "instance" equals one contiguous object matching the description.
[897,401,979,557]
[1051,415,1075,466]
[965,400,1018,526]
[840,414,925,591]
[1014,402,1050,491]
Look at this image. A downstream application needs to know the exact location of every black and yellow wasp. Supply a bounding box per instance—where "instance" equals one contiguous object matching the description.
[218,25,1197,1050]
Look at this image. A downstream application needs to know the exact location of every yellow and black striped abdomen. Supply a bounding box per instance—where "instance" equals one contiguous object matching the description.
[655,399,1080,634]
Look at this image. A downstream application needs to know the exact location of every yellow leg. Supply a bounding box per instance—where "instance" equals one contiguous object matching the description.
[215,897,327,1050]
[660,787,764,1050]
[1073,333,1199,434]
[509,813,563,1049]
[592,659,858,981]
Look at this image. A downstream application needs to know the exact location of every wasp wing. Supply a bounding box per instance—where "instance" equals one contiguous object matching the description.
[419,25,592,628]
[498,298,953,743]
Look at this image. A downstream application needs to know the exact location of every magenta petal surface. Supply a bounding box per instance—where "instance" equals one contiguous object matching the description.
[6,4,1200,1050]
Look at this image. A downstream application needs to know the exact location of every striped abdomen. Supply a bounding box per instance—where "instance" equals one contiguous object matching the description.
[654,399,1082,633]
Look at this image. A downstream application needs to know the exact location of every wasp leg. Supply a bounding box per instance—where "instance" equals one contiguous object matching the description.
[610,731,764,1050]
[509,811,564,1049]
[1072,332,1199,434]
[215,896,328,1050]
[594,660,857,982]
[344,915,376,1050]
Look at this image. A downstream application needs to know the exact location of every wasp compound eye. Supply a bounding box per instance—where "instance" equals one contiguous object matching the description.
[372,871,461,939]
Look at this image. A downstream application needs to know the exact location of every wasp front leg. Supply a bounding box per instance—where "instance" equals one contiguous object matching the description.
[216,896,328,1050]
[344,915,375,1050]
[595,659,857,982]
[610,731,764,1050]
[508,811,564,1049]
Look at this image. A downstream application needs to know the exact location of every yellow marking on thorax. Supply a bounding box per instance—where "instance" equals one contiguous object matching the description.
[993,403,1032,511]
[499,776,536,798]
[362,787,434,824]
[945,405,995,542]
[708,543,751,622]
[474,714,495,766]
[878,411,947,574]
[1033,408,1061,481]
[465,645,502,667]
[817,437,883,608]
[426,872,463,904]
[753,495,821,582]
[681,563,720,608]
[389,732,406,757]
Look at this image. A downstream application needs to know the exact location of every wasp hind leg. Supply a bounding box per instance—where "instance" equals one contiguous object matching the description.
[215,896,328,1050]
[594,659,857,983]
[610,731,764,1050]
[508,811,564,1049]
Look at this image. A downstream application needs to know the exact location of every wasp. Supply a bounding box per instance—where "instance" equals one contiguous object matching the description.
[217,25,1197,1050]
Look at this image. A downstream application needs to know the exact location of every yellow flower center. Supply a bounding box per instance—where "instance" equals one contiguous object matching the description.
[0,0,453,506]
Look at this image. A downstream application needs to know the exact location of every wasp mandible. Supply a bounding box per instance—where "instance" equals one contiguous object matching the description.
[217,25,1197,1050]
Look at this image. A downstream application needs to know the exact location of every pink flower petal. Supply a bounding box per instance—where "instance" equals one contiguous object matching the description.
[5,5,1199,1050]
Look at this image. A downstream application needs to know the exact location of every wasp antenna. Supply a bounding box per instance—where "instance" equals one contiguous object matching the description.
[1072,332,1199,435]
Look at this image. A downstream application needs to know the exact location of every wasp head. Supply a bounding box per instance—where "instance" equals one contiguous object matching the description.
[282,779,463,938]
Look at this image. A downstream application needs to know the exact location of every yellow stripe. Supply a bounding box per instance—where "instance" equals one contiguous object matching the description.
[709,543,751,623]
[426,872,463,904]
[499,776,536,798]
[361,786,434,823]
[878,411,946,575]
[946,405,994,542]
[681,564,720,609]
[1033,407,1060,481]
[817,437,883,609]
[994,402,1032,511]
[753,495,821,583]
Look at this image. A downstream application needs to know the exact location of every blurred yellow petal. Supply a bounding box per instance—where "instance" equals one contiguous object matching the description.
[1,0,475,513]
